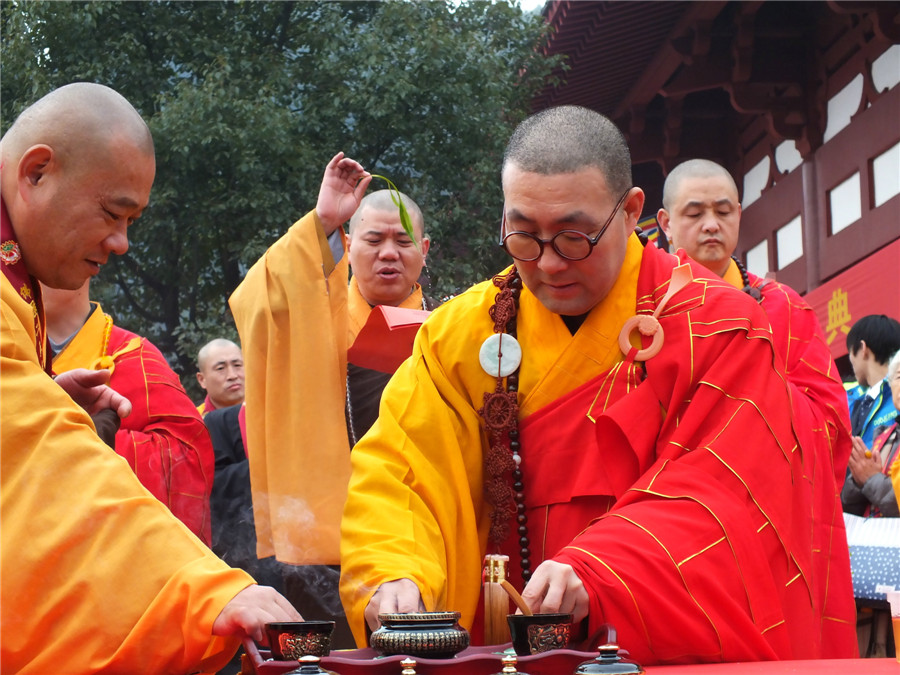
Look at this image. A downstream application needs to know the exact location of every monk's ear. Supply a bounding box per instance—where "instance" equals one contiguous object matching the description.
[622,187,645,232]
[196,371,206,390]
[656,208,671,238]
[17,145,54,199]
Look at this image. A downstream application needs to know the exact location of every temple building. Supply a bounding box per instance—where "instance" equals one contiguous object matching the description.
[532,0,900,375]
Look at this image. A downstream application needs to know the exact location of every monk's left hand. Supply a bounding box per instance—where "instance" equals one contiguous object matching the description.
[54,368,132,419]
[213,584,303,644]
[521,560,590,622]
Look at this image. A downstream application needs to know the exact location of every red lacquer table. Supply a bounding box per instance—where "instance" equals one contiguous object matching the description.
[240,641,898,675]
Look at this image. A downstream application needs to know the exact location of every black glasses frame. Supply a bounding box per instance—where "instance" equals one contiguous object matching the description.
[499,188,632,262]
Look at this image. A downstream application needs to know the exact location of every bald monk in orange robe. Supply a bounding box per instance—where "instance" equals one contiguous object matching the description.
[1,82,299,674]
[230,153,433,567]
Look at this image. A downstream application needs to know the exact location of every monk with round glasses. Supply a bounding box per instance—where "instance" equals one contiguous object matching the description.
[339,105,856,664]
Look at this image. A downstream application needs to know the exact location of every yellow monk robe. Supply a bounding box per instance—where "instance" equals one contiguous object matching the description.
[197,395,215,416]
[340,235,641,644]
[1,275,254,674]
[230,210,426,565]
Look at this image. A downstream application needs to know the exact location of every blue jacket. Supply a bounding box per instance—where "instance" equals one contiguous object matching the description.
[847,378,898,447]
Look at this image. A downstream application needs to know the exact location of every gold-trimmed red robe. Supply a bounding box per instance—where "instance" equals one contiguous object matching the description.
[339,234,857,663]
[52,302,216,544]
[718,257,854,637]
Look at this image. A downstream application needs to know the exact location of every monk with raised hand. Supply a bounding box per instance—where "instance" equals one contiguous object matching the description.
[231,150,437,648]
[1,82,300,675]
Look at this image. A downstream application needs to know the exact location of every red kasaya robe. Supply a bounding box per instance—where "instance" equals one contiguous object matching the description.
[720,258,855,641]
[340,235,857,663]
[531,252,857,662]
[52,304,215,544]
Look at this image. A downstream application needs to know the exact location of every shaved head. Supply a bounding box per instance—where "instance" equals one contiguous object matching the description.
[345,189,430,306]
[657,159,741,278]
[348,190,425,240]
[196,338,244,409]
[662,159,737,211]
[503,105,633,195]
[2,82,154,172]
[0,82,156,289]
[197,338,242,371]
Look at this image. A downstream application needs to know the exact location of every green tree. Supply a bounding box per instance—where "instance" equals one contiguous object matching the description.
[1,0,561,396]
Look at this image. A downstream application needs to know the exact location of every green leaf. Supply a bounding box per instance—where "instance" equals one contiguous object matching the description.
[370,173,420,252]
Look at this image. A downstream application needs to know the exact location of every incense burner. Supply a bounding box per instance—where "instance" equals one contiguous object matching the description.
[369,611,469,659]
[507,613,574,656]
[266,621,335,660]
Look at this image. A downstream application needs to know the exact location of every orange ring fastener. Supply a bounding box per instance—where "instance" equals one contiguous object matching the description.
[618,314,664,360]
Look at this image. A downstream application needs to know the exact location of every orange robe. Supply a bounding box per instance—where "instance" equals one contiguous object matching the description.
[52,303,216,544]
[1,204,253,674]
[340,235,857,662]
[230,210,426,565]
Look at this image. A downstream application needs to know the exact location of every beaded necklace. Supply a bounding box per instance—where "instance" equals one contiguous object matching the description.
[732,256,763,303]
[477,267,531,581]
[477,228,662,582]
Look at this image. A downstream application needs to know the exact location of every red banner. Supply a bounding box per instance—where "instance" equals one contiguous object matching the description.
[803,238,900,361]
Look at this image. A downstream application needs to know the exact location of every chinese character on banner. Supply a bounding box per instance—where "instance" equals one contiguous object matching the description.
[825,288,851,346]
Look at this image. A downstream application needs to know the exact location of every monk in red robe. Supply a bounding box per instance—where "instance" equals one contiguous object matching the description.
[43,279,216,544]
[339,106,857,664]
[657,158,855,649]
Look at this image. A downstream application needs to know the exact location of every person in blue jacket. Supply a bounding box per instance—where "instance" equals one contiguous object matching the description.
[846,314,900,448]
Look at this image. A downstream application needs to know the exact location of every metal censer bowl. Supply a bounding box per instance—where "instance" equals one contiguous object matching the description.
[506,612,574,656]
[265,621,335,660]
[369,611,470,659]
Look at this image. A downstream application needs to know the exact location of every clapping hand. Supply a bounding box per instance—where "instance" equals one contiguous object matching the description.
[847,435,882,486]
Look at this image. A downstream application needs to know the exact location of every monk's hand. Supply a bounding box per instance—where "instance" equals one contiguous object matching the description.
[54,368,132,419]
[212,584,302,644]
[316,151,372,236]
[522,560,589,623]
[364,578,425,632]
[848,435,881,486]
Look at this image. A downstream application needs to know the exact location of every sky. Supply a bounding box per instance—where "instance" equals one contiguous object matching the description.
[517,0,547,12]
[453,0,547,14]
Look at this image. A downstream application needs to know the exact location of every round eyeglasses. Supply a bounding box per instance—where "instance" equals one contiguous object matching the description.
[499,188,632,262]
